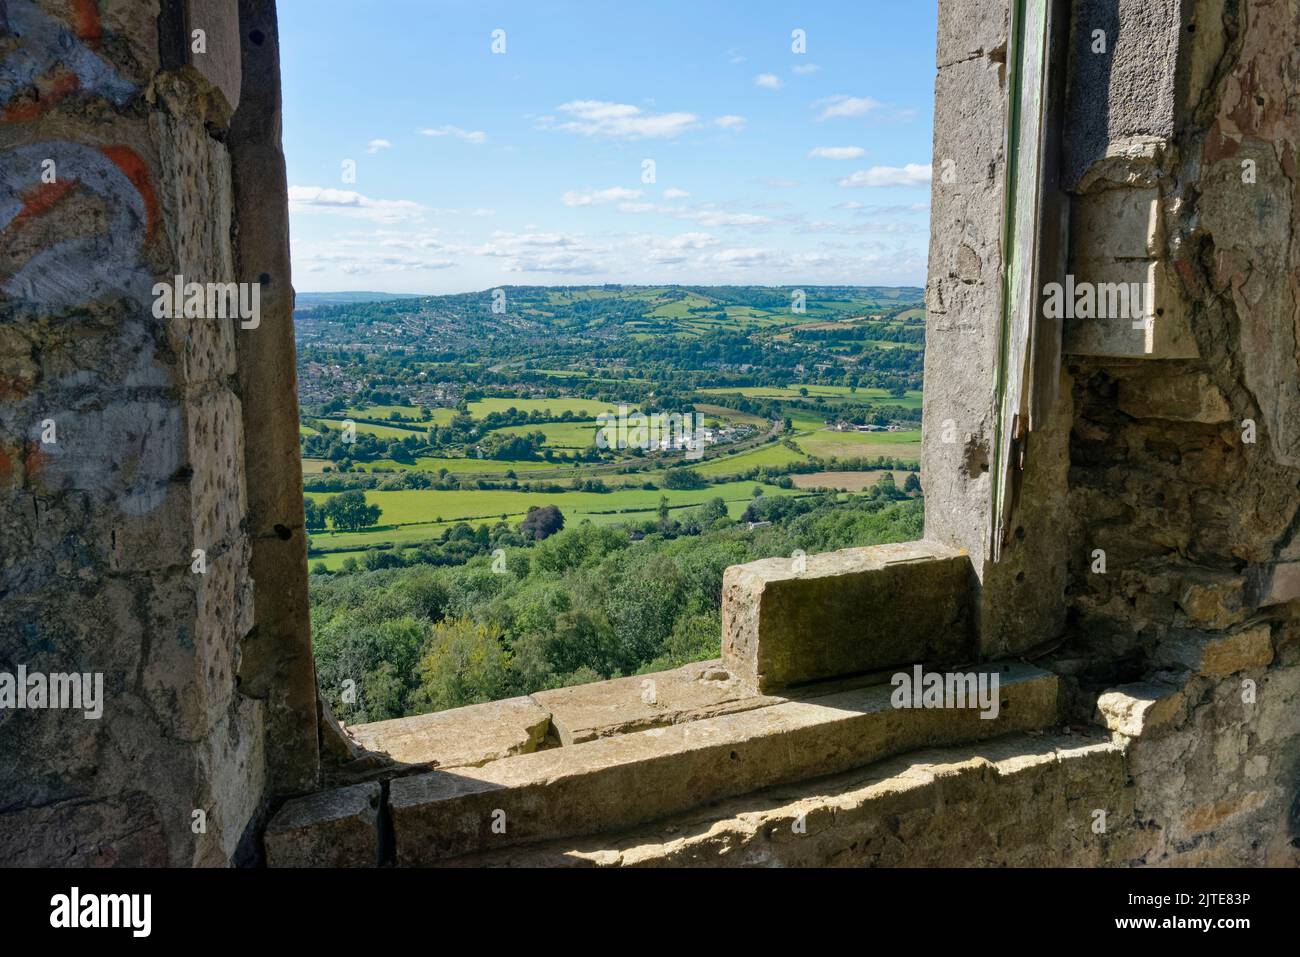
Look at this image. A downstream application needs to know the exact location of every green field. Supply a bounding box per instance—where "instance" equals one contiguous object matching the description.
[702,385,923,409]
[787,410,829,431]
[343,404,454,425]
[488,420,603,450]
[311,418,428,440]
[467,397,621,418]
[356,456,559,475]
[693,443,809,477]
[795,428,923,462]
[305,479,810,554]
[694,404,770,428]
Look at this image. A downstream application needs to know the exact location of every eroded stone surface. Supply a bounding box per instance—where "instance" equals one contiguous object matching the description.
[349,696,551,768]
[390,664,1057,864]
[1096,682,1185,737]
[1156,625,1274,679]
[265,781,381,868]
[442,732,1127,868]
[532,660,780,745]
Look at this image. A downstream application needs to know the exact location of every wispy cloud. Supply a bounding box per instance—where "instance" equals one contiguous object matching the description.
[288,186,426,223]
[791,63,820,75]
[562,186,643,207]
[616,200,774,229]
[294,232,457,274]
[754,73,783,90]
[477,231,607,274]
[809,146,866,160]
[662,187,691,199]
[838,164,932,187]
[813,95,883,120]
[545,100,699,139]
[366,138,393,154]
[418,125,487,143]
[713,115,747,131]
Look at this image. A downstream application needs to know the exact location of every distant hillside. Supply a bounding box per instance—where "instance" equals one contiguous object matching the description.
[295,291,425,310]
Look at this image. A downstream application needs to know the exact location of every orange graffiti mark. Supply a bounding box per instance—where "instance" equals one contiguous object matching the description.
[100,145,158,237]
[0,446,12,484]
[69,0,103,45]
[5,178,80,235]
[1,71,82,122]
[24,441,49,476]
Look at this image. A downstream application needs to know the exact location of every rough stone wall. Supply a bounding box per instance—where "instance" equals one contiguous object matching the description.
[1063,2,1297,681]
[461,634,1298,867]
[922,0,1077,657]
[0,0,312,865]
[1059,0,1300,860]
[227,0,319,797]
[920,0,1299,864]
[922,0,1009,577]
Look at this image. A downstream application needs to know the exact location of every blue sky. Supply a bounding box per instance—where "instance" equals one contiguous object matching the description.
[279,0,937,293]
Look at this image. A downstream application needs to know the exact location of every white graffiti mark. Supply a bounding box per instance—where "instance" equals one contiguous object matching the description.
[0,0,138,113]
[0,141,153,309]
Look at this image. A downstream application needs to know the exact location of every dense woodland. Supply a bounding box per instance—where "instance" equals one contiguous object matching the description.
[312,490,922,722]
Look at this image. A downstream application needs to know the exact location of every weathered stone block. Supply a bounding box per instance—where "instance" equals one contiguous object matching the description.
[1173,569,1247,629]
[1062,0,1180,190]
[1117,371,1232,423]
[265,781,382,868]
[721,540,975,692]
[349,696,550,768]
[1157,626,1274,679]
[1062,259,1198,358]
[1071,187,1160,260]
[390,664,1057,864]
[533,660,780,745]
[184,0,242,115]
[936,0,1008,69]
[1095,681,1184,737]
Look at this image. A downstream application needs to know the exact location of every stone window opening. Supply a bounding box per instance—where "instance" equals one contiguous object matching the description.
[1,0,1297,869]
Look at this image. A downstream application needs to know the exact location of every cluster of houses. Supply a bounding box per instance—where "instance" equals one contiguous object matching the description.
[830,420,911,433]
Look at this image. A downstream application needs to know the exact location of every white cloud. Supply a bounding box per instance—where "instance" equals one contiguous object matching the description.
[754,73,783,90]
[366,139,393,154]
[640,232,721,264]
[288,186,425,223]
[662,187,691,199]
[546,100,699,139]
[814,95,883,120]
[477,231,606,274]
[791,63,820,75]
[562,186,644,207]
[713,115,747,131]
[838,164,933,187]
[678,208,771,228]
[294,232,457,274]
[838,201,931,214]
[809,146,866,160]
[727,49,747,65]
[615,201,773,228]
[418,125,488,143]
